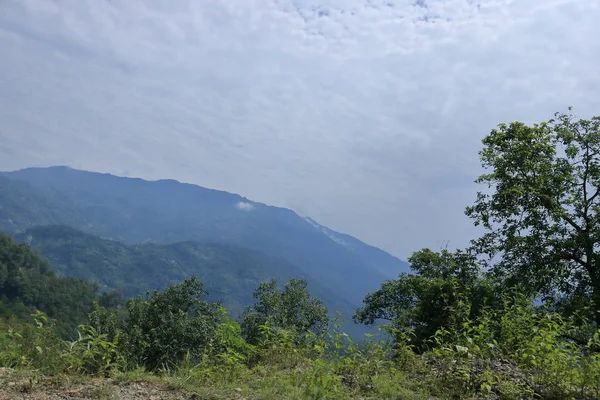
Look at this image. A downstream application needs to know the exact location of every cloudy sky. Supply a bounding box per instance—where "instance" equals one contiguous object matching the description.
[1,0,599,259]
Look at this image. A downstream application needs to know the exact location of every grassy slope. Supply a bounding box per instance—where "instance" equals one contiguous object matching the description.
[0,366,428,400]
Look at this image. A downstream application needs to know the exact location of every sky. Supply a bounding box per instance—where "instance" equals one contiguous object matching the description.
[1,0,599,260]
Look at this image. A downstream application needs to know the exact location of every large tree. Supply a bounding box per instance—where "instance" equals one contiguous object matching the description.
[466,110,600,325]
[354,249,495,348]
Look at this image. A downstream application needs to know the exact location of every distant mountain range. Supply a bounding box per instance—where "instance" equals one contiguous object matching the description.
[0,166,409,331]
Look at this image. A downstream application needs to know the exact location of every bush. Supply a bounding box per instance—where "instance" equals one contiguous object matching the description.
[89,277,224,371]
[424,296,600,399]
[241,279,329,346]
[0,311,65,373]
[62,324,125,376]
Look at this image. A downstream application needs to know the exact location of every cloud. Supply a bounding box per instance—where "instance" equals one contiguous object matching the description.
[236,201,255,212]
[0,0,599,258]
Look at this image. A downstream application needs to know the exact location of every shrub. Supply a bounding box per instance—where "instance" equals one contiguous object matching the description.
[0,311,65,373]
[88,277,224,371]
[62,324,125,376]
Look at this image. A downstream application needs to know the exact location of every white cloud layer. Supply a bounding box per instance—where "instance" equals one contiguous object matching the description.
[1,0,599,258]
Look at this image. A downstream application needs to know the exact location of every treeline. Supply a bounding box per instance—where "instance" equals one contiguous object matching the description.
[2,110,600,399]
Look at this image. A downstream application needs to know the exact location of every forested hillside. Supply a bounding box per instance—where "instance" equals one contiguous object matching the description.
[0,232,103,337]
[12,224,356,322]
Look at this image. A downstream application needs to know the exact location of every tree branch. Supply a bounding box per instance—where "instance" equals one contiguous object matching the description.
[559,250,592,275]
[587,188,600,206]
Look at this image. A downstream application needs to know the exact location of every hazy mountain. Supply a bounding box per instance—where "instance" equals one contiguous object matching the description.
[0,166,410,308]
[303,217,408,278]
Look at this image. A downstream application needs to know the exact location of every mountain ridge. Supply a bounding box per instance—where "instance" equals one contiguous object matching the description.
[0,166,410,309]
[303,216,407,278]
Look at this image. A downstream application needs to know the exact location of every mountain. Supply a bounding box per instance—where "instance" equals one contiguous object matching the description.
[303,217,407,278]
[12,224,356,323]
[0,166,410,308]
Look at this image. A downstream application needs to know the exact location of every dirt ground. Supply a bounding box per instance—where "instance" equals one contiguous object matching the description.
[0,368,244,400]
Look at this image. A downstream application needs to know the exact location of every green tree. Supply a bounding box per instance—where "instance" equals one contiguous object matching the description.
[241,278,329,344]
[94,277,223,370]
[466,109,600,325]
[354,249,496,348]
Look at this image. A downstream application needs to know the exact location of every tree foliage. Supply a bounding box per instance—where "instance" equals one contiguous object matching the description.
[0,232,100,337]
[241,278,329,345]
[354,248,496,348]
[465,110,600,324]
[91,277,223,370]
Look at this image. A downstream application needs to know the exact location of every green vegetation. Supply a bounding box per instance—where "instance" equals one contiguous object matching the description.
[241,278,329,345]
[354,248,498,350]
[13,224,361,332]
[89,277,224,371]
[1,110,600,399]
[466,109,600,325]
[0,233,104,337]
